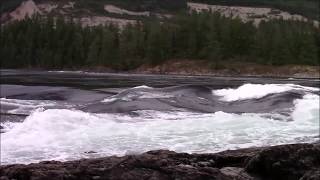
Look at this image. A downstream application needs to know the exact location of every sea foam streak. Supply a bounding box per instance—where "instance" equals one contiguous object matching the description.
[213,84,319,101]
[1,93,319,165]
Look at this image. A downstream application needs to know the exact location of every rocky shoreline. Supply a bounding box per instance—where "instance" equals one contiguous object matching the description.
[133,61,320,79]
[1,143,319,180]
[8,60,320,79]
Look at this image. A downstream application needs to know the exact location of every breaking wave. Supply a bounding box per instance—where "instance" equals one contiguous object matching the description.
[1,87,319,164]
[213,84,319,101]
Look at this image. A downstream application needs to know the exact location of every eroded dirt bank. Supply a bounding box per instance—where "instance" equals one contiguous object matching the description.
[1,143,319,180]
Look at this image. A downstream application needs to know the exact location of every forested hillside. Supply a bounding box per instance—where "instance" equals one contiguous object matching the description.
[1,0,319,72]
[1,12,318,70]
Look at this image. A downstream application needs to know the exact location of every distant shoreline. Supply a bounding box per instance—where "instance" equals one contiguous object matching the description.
[132,60,320,79]
[7,60,319,79]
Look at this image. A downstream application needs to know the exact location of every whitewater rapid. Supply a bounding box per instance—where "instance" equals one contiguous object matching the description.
[1,83,319,165]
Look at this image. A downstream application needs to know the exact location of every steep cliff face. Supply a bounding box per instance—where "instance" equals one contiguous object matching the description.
[188,2,319,27]
[0,0,186,26]
[0,0,35,23]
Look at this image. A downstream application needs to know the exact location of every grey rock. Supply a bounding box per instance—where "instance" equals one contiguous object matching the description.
[1,143,319,180]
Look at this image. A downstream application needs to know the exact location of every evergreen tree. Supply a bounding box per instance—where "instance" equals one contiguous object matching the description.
[0,12,318,69]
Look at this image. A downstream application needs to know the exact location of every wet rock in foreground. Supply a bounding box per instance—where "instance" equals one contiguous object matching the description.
[0,143,319,180]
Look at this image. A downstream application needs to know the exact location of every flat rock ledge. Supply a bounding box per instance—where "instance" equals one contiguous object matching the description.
[1,143,319,180]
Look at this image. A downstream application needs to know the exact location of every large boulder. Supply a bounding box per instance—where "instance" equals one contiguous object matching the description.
[245,143,320,180]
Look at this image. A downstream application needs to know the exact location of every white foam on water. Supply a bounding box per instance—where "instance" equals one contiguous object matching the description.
[0,122,20,133]
[0,98,74,115]
[1,93,319,165]
[0,98,63,114]
[101,97,118,103]
[48,70,83,73]
[131,85,153,89]
[213,84,319,101]
[102,92,174,102]
[101,85,174,102]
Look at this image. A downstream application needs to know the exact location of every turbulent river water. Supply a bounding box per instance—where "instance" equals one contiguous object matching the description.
[0,69,319,165]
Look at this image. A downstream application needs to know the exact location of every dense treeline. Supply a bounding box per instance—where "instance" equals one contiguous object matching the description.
[1,12,319,70]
